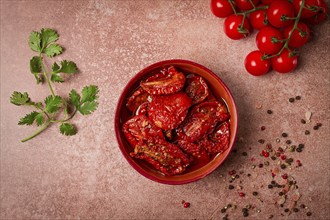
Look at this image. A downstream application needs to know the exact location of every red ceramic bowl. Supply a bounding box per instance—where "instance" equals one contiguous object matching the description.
[115,59,238,184]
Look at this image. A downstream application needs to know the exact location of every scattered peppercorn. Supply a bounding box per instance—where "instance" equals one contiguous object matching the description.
[316,122,322,127]
[279,192,284,196]
[305,130,310,135]
[223,216,228,220]
[229,185,234,190]
[293,208,299,212]
[298,144,304,148]
[281,155,287,160]
[227,204,232,208]
[247,173,251,177]
[266,144,272,149]
[183,202,190,208]
[242,208,248,212]
[268,184,273,189]
[243,211,249,217]
[239,192,245,197]
[242,152,248,156]
[300,204,306,209]
[261,126,266,131]
[284,208,289,212]
[276,138,280,143]
[267,110,273,114]
[221,208,226,213]
[281,133,288,137]
[296,147,303,153]
[301,119,306,124]
[306,212,312,216]
[258,139,265,144]
[295,96,301,100]
[282,174,288,179]
[285,140,291,144]
[271,180,276,185]
[281,164,286,169]
[289,98,295,103]
[271,156,276,160]
[289,145,296,152]
[253,191,258,196]
[258,163,263,168]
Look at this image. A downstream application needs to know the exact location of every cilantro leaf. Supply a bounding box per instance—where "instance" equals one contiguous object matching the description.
[81,85,99,103]
[28,31,41,52]
[40,28,59,49]
[10,91,30,106]
[78,101,98,115]
[51,73,64,83]
[52,62,60,73]
[44,95,62,113]
[30,56,43,84]
[18,111,39,125]
[35,113,45,126]
[59,60,77,74]
[44,44,62,57]
[69,89,81,108]
[59,123,77,136]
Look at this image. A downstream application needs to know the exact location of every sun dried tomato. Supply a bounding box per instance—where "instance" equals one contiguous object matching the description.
[126,87,149,112]
[131,138,191,175]
[178,140,210,162]
[177,101,229,142]
[135,102,148,116]
[140,66,185,95]
[148,92,192,130]
[185,74,209,105]
[200,121,230,154]
[122,115,164,147]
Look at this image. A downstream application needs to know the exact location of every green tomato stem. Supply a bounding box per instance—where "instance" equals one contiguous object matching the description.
[237,5,268,16]
[21,121,50,142]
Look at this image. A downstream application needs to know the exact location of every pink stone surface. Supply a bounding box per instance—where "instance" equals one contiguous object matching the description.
[1,1,329,219]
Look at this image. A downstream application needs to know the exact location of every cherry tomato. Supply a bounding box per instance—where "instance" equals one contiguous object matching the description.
[267,0,295,28]
[244,50,271,76]
[210,0,235,18]
[200,121,230,155]
[293,0,320,18]
[126,87,149,112]
[283,22,310,48]
[185,74,209,105]
[123,115,164,147]
[140,66,185,95]
[177,101,229,142]
[234,0,260,10]
[250,5,270,30]
[148,92,192,130]
[256,26,284,54]
[304,0,329,24]
[271,49,298,73]
[131,138,191,176]
[224,14,253,40]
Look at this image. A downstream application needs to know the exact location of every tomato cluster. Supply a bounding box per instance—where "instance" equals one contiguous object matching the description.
[211,0,328,76]
[123,66,231,175]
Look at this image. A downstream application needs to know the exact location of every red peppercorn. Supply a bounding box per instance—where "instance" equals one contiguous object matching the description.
[262,150,269,157]
[266,144,272,149]
[183,202,190,208]
[282,174,288,179]
[277,147,284,153]
[258,163,263,168]
[228,170,236,175]
[281,155,286,160]
[261,126,266,131]
[239,192,245,197]
[272,172,276,177]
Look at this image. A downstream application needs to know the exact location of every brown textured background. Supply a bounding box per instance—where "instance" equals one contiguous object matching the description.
[1,1,329,219]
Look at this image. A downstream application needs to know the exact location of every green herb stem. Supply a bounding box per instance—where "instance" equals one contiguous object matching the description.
[40,54,56,97]
[50,109,78,123]
[21,121,50,142]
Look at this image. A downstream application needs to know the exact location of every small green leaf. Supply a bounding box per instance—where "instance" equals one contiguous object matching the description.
[44,44,62,57]
[10,91,30,106]
[52,62,60,73]
[51,73,64,83]
[59,60,77,74]
[69,89,81,107]
[30,56,42,73]
[81,85,99,103]
[78,101,98,115]
[40,28,59,49]
[18,111,39,125]
[59,123,77,136]
[44,95,62,113]
[35,113,45,126]
[28,31,41,52]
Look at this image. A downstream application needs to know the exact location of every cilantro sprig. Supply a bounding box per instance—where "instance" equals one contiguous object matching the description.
[10,28,99,142]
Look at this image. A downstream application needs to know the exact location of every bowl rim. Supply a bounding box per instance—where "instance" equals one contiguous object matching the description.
[114,59,238,185]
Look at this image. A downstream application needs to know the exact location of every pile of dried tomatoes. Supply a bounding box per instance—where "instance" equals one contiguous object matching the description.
[123,66,231,176]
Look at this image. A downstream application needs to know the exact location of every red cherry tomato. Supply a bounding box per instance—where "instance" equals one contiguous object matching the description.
[244,50,271,76]
[210,0,235,18]
[140,66,185,95]
[148,92,192,130]
[131,138,191,176]
[271,49,298,73]
[200,121,230,155]
[250,5,270,30]
[283,22,310,48]
[305,0,329,24]
[224,14,253,40]
[234,0,260,10]
[256,26,284,54]
[293,0,320,18]
[123,115,164,147]
[185,74,209,105]
[267,0,295,28]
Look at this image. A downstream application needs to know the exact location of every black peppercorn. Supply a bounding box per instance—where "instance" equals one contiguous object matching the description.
[228,185,234,190]
[253,191,258,196]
